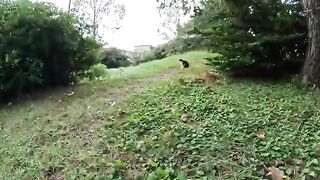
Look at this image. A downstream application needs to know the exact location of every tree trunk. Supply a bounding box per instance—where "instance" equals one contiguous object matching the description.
[68,0,72,12]
[302,0,320,87]
[93,5,98,38]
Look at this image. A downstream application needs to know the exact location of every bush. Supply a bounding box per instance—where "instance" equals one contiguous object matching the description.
[0,1,101,99]
[100,48,131,68]
[140,47,166,63]
[140,35,207,63]
[88,63,110,81]
[140,44,175,63]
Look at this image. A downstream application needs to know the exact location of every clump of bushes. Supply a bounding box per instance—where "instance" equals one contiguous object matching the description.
[140,35,207,63]
[0,1,101,100]
[140,47,167,63]
[100,48,131,68]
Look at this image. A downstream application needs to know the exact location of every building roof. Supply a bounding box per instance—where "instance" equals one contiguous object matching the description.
[134,45,152,47]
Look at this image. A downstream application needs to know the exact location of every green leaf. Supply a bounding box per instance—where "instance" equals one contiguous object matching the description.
[196,170,205,176]
[156,167,169,178]
[176,172,187,180]
[147,172,158,180]
[114,160,127,169]
[306,159,319,167]
[261,152,270,157]
[147,158,159,168]
[309,171,316,177]
[286,168,292,175]
[302,168,309,174]
[311,159,319,165]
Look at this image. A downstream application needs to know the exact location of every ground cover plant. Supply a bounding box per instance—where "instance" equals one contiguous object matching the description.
[0,51,319,179]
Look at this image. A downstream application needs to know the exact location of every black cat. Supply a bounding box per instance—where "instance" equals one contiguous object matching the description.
[179,59,189,69]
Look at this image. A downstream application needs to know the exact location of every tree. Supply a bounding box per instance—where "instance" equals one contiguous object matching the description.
[156,0,197,40]
[100,48,131,68]
[301,0,320,87]
[0,1,101,99]
[0,0,12,3]
[72,0,125,39]
[68,0,72,12]
[158,0,307,78]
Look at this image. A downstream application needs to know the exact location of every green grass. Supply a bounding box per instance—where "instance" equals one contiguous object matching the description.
[0,51,213,179]
[0,51,320,179]
[107,81,320,179]
[109,51,211,79]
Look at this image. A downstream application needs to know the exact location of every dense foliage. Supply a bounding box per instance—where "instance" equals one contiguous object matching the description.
[191,0,307,77]
[100,82,319,179]
[100,48,131,68]
[0,1,101,100]
[141,36,207,63]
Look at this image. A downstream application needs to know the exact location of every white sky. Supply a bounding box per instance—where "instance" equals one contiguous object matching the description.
[32,0,170,51]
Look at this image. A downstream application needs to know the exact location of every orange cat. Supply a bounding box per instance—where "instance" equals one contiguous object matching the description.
[203,71,218,83]
[192,72,218,84]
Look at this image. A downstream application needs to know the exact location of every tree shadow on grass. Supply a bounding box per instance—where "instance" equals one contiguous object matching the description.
[230,60,304,81]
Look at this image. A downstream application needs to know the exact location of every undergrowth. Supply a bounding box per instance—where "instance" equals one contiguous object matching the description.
[102,81,320,179]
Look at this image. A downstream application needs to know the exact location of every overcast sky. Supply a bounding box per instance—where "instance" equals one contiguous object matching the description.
[32,0,169,51]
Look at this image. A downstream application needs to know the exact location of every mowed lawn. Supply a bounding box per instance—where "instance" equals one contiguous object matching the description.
[0,51,320,179]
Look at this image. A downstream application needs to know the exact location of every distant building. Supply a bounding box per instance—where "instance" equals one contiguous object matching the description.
[134,45,153,53]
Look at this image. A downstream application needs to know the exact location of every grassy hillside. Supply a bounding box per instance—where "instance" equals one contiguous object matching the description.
[108,51,212,79]
[0,51,213,179]
[0,51,320,179]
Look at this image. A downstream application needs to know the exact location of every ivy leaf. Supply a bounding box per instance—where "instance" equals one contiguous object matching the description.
[196,170,205,176]
[156,167,169,178]
[147,172,158,180]
[176,172,187,180]
[114,160,127,169]
[307,159,319,167]
[309,171,316,177]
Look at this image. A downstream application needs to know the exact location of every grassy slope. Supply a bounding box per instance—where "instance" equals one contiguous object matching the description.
[0,51,212,179]
[108,51,210,79]
[1,50,320,179]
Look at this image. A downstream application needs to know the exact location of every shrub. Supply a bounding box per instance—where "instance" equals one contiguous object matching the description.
[88,63,110,81]
[100,48,131,68]
[140,35,207,63]
[0,52,43,97]
[74,37,102,75]
[140,45,170,63]
[141,52,156,62]
[0,1,101,99]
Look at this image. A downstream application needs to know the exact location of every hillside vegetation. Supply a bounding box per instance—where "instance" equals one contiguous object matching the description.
[0,51,319,179]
